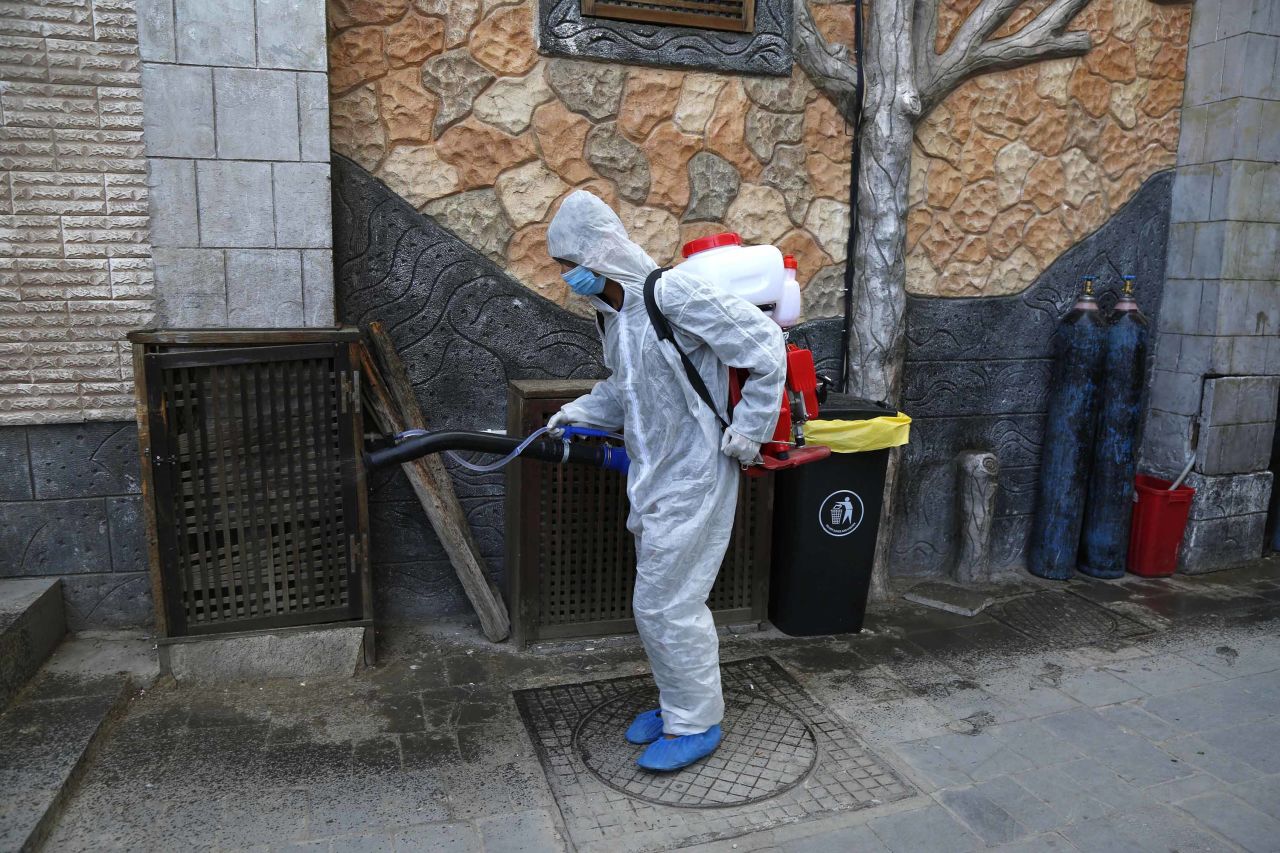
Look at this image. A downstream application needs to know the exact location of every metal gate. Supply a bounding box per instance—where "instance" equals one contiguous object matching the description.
[506,380,772,646]
[131,329,371,637]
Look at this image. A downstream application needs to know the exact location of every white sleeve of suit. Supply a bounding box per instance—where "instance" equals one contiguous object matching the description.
[660,274,787,445]
[559,373,626,432]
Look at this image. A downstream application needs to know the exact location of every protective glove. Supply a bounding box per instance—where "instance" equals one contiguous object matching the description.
[720,428,762,467]
[547,410,573,437]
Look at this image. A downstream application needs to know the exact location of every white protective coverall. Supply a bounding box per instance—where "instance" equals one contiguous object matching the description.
[547,191,786,735]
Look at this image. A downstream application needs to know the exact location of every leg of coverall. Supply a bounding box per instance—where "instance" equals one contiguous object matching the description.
[631,476,739,736]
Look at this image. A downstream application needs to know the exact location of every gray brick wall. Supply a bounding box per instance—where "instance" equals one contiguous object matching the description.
[0,0,156,425]
[138,0,334,328]
[1141,0,1280,571]
[0,422,151,628]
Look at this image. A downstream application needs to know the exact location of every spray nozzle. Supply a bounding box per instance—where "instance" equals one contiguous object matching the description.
[1081,276,1096,299]
[1122,275,1135,296]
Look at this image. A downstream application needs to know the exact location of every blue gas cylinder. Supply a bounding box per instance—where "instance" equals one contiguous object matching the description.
[1028,278,1107,580]
[1080,276,1149,578]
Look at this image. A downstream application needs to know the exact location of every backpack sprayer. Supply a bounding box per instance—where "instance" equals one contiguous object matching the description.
[653,233,832,477]
[365,232,831,477]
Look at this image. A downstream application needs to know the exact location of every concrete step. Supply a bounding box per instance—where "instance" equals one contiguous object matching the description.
[0,631,154,853]
[0,578,66,711]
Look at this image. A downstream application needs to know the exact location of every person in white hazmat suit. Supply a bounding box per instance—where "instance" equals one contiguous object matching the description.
[545,190,786,772]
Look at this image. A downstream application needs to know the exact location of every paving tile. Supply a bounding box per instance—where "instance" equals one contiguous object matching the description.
[988,833,1077,853]
[1177,792,1280,852]
[1054,668,1148,707]
[866,803,981,853]
[842,695,954,746]
[1142,773,1230,804]
[328,833,395,853]
[308,780,448,837]
[1176,636,1280,677]
[1059,802,1235,853]
[1106,657,1224,697]
[1241,669,1280,705]
[1228,774,1280,819]
[1198,720,1280,775]
[996,720,1084,768]
[477,810,563,853]
[976,669,1081,718]
[923,682,1022,730]
[967,777,1064,835]
[1163,734,1264,784]
[1054,757,1153,814]
[892,740,972,789]
[1141,679,1273,733]
[936,785,1029,845]
[1097,704,1182,742]
[780,824,889,853]
[1037,709,1192,785]
[919,730,1037,783]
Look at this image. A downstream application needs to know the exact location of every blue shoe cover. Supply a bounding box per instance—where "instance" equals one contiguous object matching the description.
[625,709,664,745]
[636,725,722,772]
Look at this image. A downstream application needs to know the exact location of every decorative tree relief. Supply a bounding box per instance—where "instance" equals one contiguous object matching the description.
[795,0,1097,595]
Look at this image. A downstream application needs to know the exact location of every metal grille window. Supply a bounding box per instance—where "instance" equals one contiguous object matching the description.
[131,330,371,639]
[506,380,771,646]
[580,0,754,33]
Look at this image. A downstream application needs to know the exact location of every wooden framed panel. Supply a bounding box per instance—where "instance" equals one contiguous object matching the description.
[580,0,754,32]
[506,379,771,647]
[130,329,371,640]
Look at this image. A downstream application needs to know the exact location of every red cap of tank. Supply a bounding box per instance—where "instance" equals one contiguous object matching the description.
[681,232,742,258]
[783,254,798,270]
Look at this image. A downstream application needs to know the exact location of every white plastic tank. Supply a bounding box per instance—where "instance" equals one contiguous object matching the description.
[776,254,801,329]
[676,233,790,327]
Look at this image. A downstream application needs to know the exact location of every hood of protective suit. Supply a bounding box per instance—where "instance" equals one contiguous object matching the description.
[546,191,657,290]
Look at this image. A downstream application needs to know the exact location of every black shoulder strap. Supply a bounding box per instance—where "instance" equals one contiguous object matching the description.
[643,267,731,430]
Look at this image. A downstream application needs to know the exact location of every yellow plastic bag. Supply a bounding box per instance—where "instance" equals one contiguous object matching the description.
[803,413,912,453]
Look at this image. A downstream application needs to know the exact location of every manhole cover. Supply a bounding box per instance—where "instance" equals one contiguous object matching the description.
[574,688,817,808]
[988,591,1151,645]
[514,657,915,853]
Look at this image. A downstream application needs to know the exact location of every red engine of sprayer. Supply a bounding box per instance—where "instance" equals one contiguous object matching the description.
[728,344,830,477]
[680,236,833,476]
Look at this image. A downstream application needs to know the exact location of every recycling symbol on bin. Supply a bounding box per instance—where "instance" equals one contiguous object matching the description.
[819,490,864,537]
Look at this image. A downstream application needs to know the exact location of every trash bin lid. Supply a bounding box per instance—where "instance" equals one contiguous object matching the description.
[820,393,897,422]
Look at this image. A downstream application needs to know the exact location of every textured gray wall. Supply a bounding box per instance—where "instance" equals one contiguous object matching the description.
[332,155,607,619]
[793,174,1173,580]
[0,423,151,628]
[892,171,1172,579]
[1139,0,1280,571]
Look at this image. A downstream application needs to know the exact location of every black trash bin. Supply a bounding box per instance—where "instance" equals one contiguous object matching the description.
[770,394,896,636]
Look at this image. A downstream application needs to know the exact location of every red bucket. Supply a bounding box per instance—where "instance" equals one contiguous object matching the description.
[1127,474,1195,577]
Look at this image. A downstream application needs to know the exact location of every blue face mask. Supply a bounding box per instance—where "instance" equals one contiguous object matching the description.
[562,265,606,296]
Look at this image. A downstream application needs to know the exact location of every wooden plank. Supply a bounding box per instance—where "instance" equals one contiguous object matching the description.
[133,343,169,637]
[128,328,362,345]
[357,330,511,642]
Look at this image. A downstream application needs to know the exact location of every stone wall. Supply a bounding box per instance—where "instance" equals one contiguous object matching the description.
[906,0,1191,297]
[0,0,154,425]
[326,0,1190,310]
[1139,0,1280,572]
[0,422,150,628]
[325,0,857,318]
[137,0,335,327]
